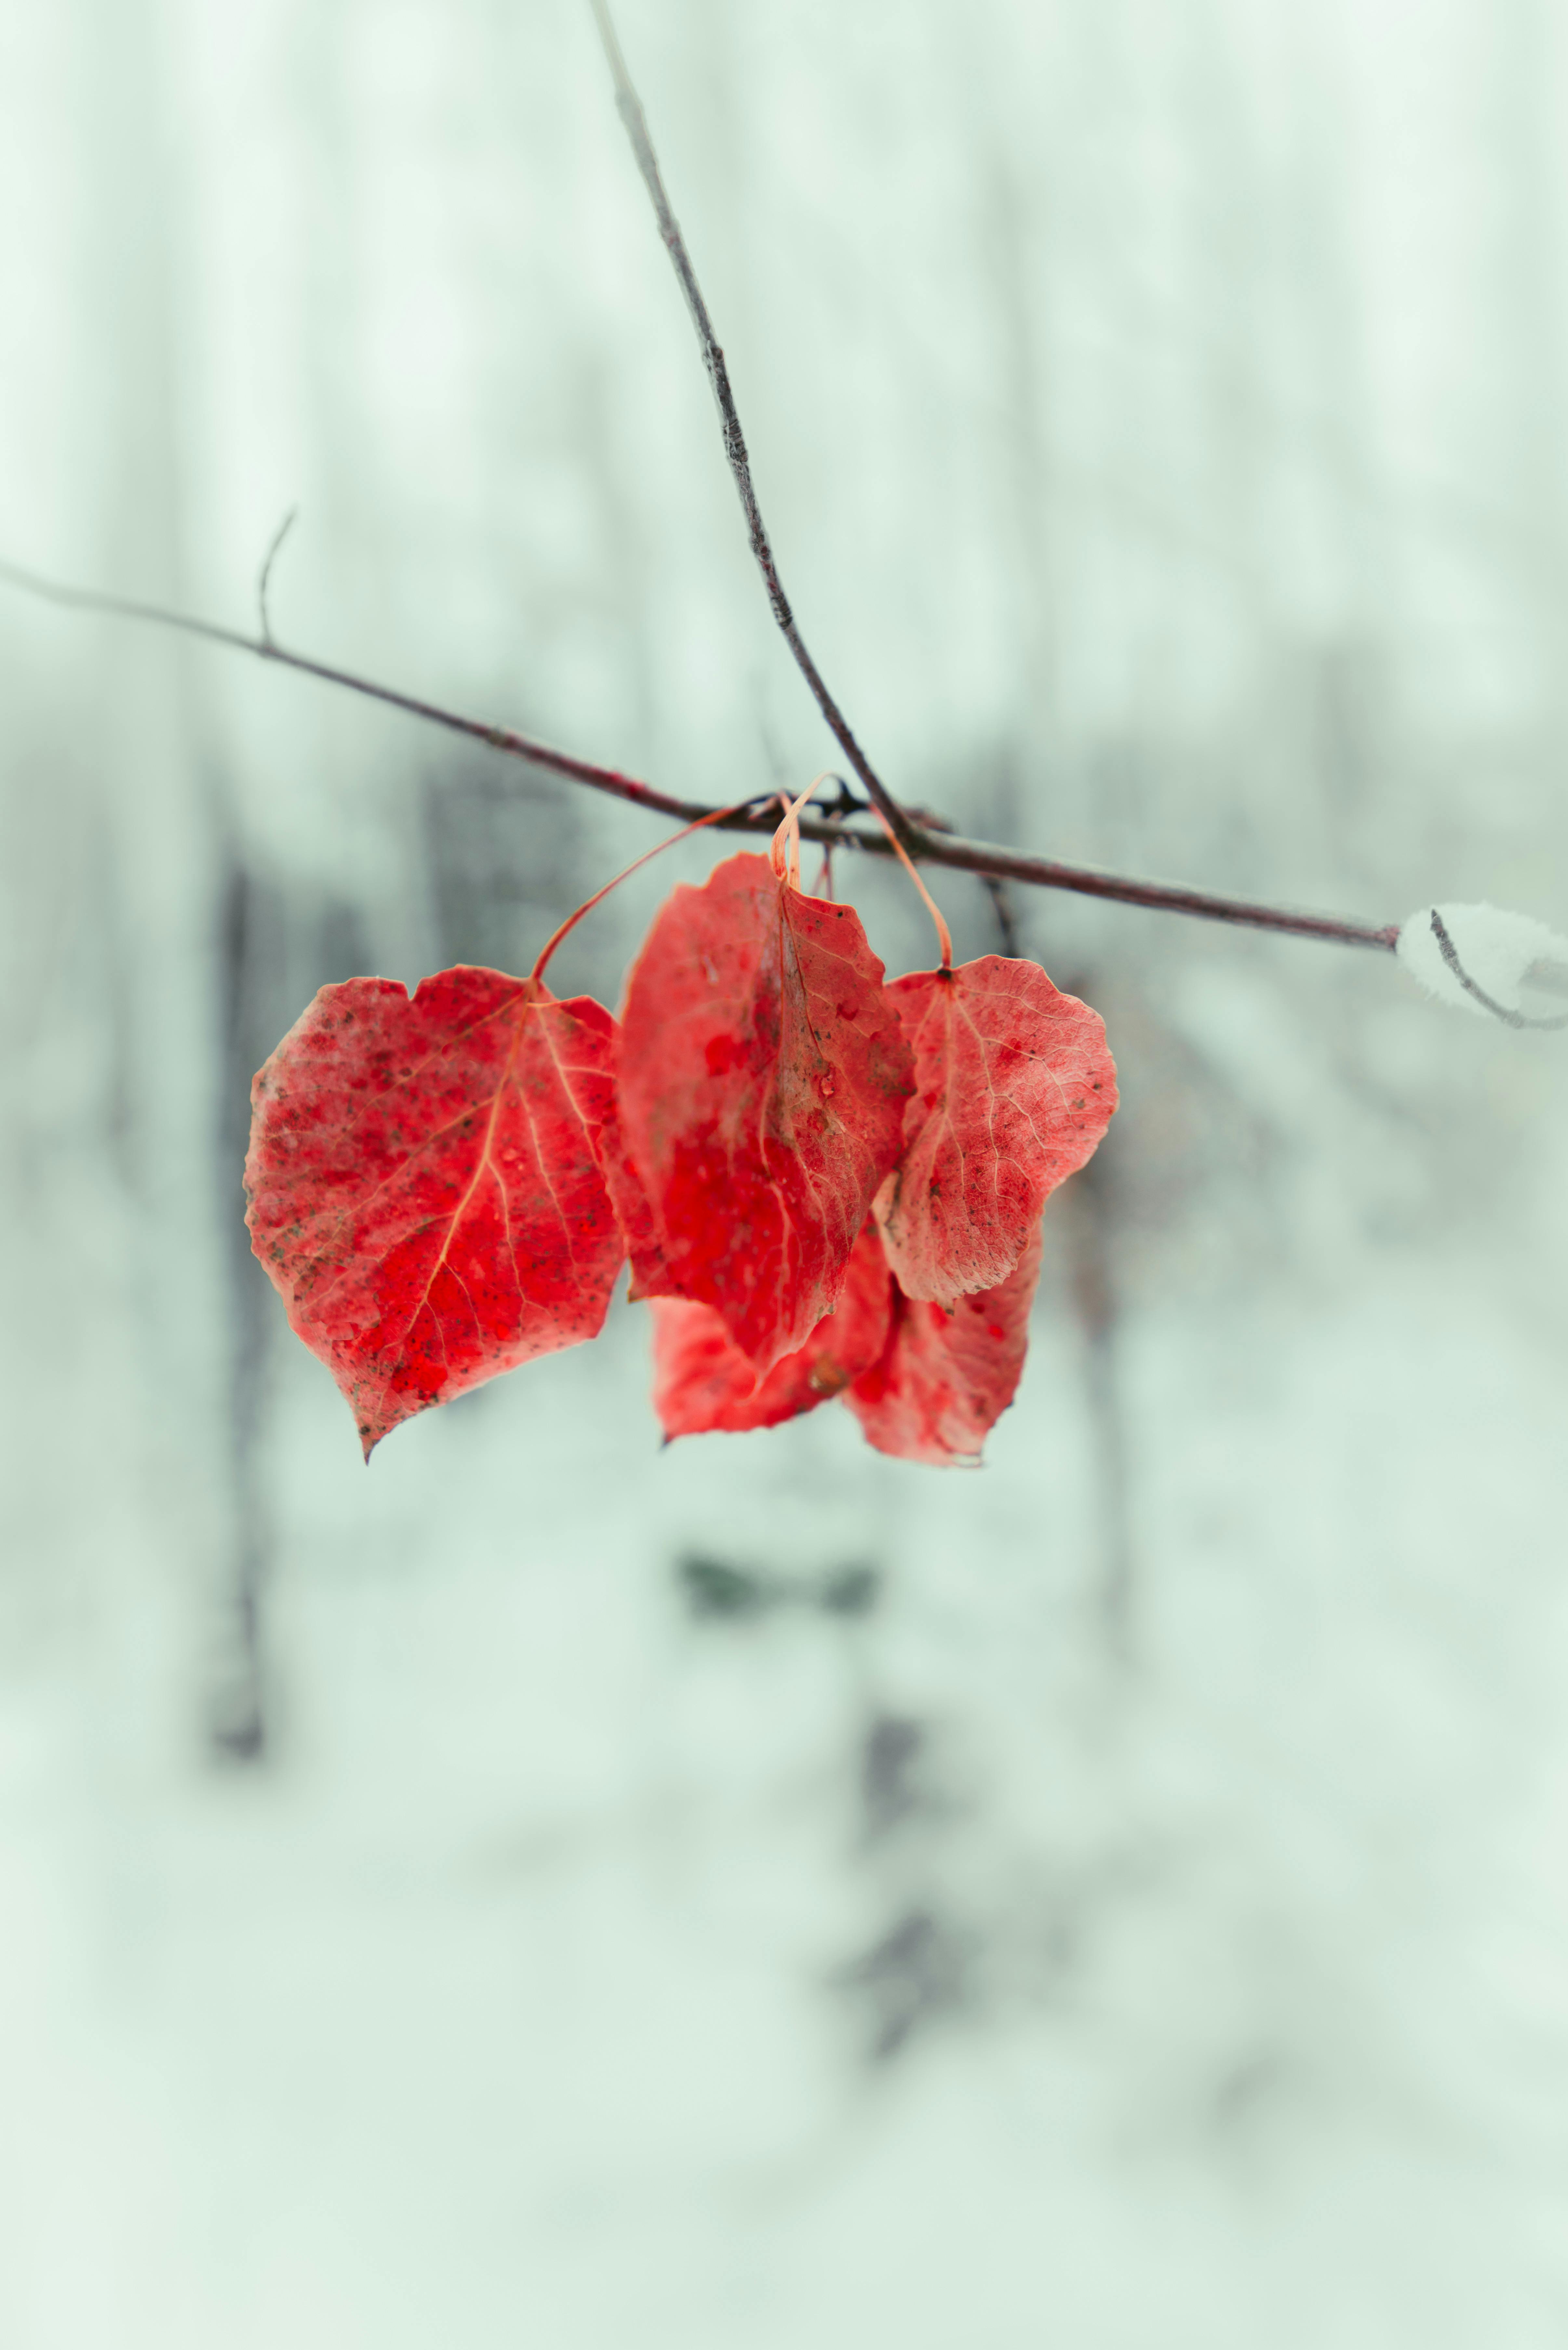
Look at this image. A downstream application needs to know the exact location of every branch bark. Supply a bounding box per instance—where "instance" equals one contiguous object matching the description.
[0,553,1398,953]
[587,0,919,850]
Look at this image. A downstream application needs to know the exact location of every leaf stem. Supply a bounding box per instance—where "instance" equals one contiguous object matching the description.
[866,802,954,970]
[771,771,840,888]
[530,797,761,984]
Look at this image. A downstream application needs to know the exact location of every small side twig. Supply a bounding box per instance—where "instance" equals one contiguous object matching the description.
[587,0,917,852]
[0,552,689,819]
[982,875,1020,956]
[256,506,298,648]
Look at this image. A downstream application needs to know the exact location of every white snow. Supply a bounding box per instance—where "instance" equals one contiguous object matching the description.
[1397,903,1568,1023]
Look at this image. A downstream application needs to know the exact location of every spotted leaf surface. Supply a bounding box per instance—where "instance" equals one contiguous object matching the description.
[245,969,627,1454]
[617,853,913,1375]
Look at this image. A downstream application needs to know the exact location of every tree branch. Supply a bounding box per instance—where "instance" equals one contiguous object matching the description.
[587,0,919,850]
[0,553,691,821]
[0,552,1398,952]
[575,12,1395,958]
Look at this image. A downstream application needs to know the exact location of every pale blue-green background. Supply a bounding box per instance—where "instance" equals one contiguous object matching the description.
[3,1,1568,2342]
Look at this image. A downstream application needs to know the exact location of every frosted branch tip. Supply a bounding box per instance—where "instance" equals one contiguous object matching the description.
[1397,902,1568,1029]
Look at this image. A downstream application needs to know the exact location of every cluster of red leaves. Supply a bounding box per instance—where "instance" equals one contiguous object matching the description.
[245,852,1117,1464]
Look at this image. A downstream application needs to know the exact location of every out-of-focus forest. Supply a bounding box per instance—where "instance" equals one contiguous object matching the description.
[4,0,1568,2341]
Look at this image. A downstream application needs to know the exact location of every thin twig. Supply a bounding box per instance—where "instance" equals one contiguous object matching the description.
[587,0,917,849]
[0,553,689,820]
[256,506,297,647]
[919,839,1397,951]
[982,875,1021,956]
[0,552,1400,951]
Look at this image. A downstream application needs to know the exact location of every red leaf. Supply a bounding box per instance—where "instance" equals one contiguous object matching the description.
[873,956,1115,1304]
[617,852,913,1374]
[650,1220,893,1438]
[845,1220,1044,1466]
[245,968,628,1456]
[592,1111,668,1301]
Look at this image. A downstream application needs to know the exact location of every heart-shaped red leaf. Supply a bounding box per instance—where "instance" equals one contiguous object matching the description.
[245,968,628,1455]
[873,957,1115,1304]
[617,852,913,1374]
[845,1219,1043,1466]
[649,1220,892,1438]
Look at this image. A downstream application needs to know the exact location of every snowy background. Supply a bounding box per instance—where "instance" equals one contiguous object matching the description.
[4,0,1568,2341]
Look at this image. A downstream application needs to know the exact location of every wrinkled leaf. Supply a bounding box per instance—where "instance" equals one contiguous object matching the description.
[617,852,913,1374]
[245,968,627,1455]
[845,1220,1044,1466]
[873,957,1115,1304]
[650,1220,892,1438]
